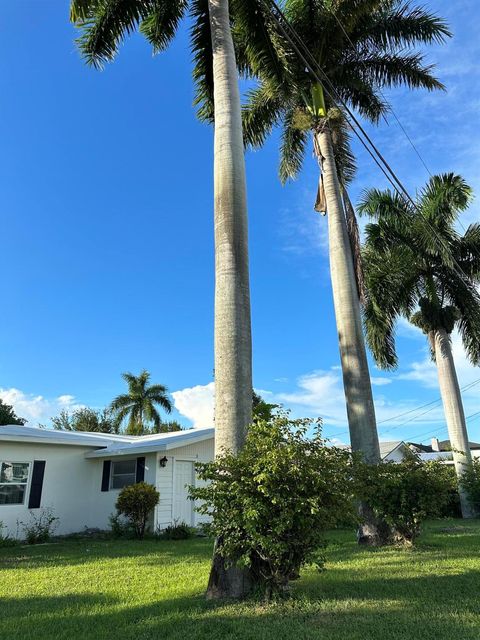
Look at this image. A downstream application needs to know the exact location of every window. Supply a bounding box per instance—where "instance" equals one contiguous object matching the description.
[111,460,137,489]
[0,462,30,505]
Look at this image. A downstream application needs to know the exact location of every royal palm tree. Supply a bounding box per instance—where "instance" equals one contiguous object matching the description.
[109,370,172,434]
[359,173,480,518]
[241,0,449,542]
[70,0,280,597]
[69,0,276,453]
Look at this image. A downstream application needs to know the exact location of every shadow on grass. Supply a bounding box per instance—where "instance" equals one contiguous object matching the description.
[2,570,480,640]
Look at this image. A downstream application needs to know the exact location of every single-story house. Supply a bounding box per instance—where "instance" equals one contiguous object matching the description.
[0,424,214,539]
[379,441,412,462]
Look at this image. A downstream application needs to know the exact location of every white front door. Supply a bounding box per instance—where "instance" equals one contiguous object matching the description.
[173,460,194,526]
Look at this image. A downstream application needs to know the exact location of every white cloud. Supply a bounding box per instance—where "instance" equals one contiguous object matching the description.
[171,382,215,429]
[0,388,82,425]
[398,331,480,392]
[371,377,392,386]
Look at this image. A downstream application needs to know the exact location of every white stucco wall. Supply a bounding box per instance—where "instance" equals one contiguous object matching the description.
[0,442,157,538]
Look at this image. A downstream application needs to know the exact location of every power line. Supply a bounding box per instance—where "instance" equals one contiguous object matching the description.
[378,377,480,426]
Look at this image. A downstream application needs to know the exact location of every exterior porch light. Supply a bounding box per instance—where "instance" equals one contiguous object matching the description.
[159,456,168,468]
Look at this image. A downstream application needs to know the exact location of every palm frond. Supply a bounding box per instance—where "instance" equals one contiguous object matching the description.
[140,0,188,53]
[242,82,286,149]
[190,0,214,122]
[72,0,156,69]
[343,52,445,92]
[353,2,451,50]
[279,106,308,183]
[343,188,365,301]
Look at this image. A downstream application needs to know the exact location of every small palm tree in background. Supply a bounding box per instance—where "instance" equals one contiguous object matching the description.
[360,173,480,518]
[109,370,172,435]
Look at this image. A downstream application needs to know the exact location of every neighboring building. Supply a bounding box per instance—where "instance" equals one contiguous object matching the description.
[379,441,412,462]
[408,438,480,465]
[0,425,214,539]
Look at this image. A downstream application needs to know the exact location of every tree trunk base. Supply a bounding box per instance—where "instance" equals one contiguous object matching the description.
[206,543,253,600]
[357,502,390,546]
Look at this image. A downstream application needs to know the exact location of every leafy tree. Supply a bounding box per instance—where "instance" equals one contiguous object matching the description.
[241,0,449,543]
[459,459,480,514]
[191,413,354,599]
[360,173,480,518]
[109,370,172,435]
[146,420,184,434]
[252,390,279,422]
[115,482,160,539]
[0,399,26,426]
[51,407,119,433]
[355,456,454,544]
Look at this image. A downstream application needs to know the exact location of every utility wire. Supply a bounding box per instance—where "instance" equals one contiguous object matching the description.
[377,377,480,426]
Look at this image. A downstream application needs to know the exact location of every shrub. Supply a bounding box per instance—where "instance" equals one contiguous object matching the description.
[20,508,59,544]
[0,521,18,548]
[158,521,195,540]
[459,458,480,514]
[355,456,453,544]
[108,513,135,539]
[115,482,159,539]
[190,414,354,597]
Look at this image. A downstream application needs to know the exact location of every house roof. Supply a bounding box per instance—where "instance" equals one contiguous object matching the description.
[0,424,129,447]
[84,427,215,458]
[0,424,215,456]
[379,441,406,460]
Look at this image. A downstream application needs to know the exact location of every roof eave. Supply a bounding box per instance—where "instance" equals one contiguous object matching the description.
[84,430,214,459]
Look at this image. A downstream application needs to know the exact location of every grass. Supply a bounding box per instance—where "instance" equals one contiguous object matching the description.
[2,520,480,639]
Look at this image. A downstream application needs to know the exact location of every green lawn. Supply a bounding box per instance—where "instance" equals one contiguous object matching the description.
[2,520,480,640]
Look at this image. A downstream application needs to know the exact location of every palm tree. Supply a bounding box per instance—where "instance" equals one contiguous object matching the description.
[241,0,449,542]
[359,173,480,518]
[70,0,279,597]
[109,370,172,435]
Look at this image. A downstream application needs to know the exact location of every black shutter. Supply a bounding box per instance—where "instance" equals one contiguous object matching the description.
[101,460,111,492]
[28,461,46,509]
[136,457,145,483]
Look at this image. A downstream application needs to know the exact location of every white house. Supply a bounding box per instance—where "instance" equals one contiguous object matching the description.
[0,425,214,539]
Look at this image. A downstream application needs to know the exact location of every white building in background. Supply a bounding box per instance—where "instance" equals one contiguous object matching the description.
[0,425,214,539]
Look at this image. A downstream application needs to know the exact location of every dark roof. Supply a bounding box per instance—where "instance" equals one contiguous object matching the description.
[407,439,480,453]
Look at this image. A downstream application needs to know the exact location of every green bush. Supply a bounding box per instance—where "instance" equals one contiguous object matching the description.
[115,482,160,539]
[190,414,354,597]
[108,513,135,539]
[20,508,59,544]
[158,521,196,540]
[0,521,18,548]
[355,456,453,544]
[459,458,480,513]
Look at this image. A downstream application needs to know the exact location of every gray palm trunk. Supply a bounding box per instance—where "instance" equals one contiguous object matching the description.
[432,328,475,518]
[209,0,252,458]
[206,0,253,599]
[316,126,385,544]
[315,127,380,464]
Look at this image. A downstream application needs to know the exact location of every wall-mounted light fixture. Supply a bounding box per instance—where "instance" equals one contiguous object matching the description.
[159,456,168,468]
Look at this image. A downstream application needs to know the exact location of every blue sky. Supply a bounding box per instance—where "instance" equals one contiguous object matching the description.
[0,1,479,445]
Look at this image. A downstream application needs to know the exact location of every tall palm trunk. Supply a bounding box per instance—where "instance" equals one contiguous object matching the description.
[432,328,475,518]
[206,0,253,599]
[316,125,385,544]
